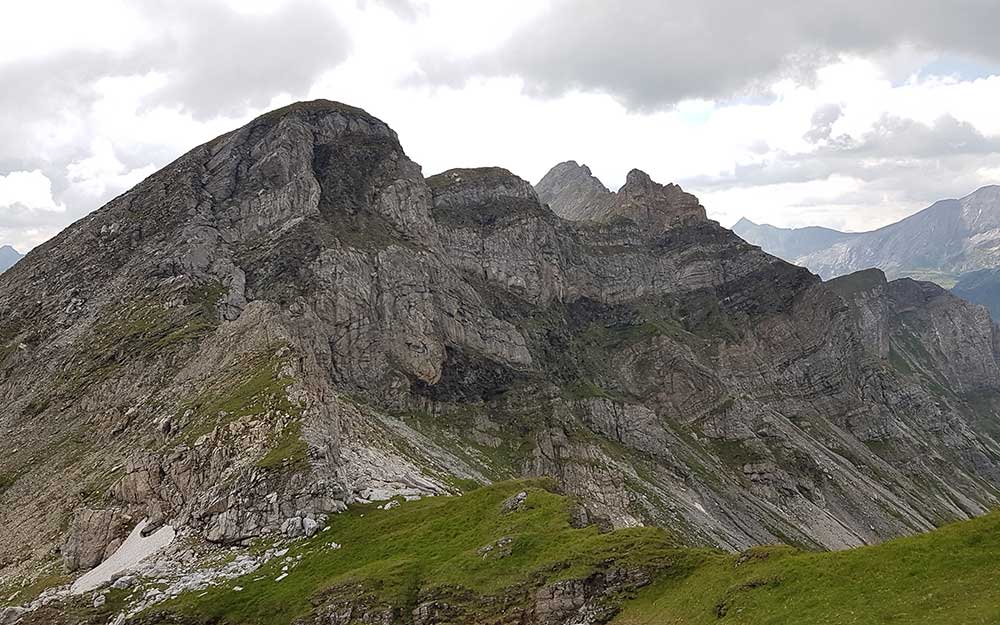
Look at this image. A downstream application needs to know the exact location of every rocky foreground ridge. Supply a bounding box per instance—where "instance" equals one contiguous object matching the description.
[2,103,1000,613]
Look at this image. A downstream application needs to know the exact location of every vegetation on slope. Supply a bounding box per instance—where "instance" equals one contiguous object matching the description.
[615,509,1000,625]
[144,480,685,624]
[134,481,1000,625]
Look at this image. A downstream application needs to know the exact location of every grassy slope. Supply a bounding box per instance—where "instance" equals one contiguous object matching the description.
[140,482,1000,625]
[615,510,1000,625]
[149,481,684,625]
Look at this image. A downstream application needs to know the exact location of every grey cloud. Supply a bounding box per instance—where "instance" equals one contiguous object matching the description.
[804,104,843,143]
[0,1,351,129]
[362,0,427,21]
[685,114,1000,222]
[139,0,351,119]
[420,0,1000,109]
[830,115,1000,159]
[688,114,1000,190]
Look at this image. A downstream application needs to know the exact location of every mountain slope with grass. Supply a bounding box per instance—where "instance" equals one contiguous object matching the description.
[13,481,1000,625]
[3,102,1000,622]
[615,503,1000,625]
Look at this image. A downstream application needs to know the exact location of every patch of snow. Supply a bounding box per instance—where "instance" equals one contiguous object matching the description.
[694,502,707,515]
[71,521,175,594]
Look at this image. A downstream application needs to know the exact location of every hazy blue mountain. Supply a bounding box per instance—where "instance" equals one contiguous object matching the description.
[954,268,1000,320]
[732,218,860,261]
[734,186,1000,283]
[733,186,1000,316]
[0,245,22,273]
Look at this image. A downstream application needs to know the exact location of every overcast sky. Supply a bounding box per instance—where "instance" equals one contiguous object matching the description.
[2,0,1000,251]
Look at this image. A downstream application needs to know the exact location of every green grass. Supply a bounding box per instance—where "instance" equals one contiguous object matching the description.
[178,350,300,444]
[563,378,627,402]
[147,481,683,625]
[0,573,71,607]
[123,485,1000,625]
[614,510,1000,625]
[826,268,886,298]
[256,420,308,469]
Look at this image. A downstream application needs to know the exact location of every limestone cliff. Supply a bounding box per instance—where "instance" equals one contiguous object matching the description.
[2,102,1000,592]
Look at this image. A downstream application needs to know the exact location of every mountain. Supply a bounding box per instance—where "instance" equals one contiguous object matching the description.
[535,160,613,221]
[3,102,1000,622]
[732,186,1000,316]
[0,245,22,272]
[731,218,860,261]
[535,161,705,227]
[732,186,1000,282]
[954,268,1000,319]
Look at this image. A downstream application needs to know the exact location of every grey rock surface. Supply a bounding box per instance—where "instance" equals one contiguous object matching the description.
[1,101,1000,590]
[535,161,613,221]
[535,162,706,229]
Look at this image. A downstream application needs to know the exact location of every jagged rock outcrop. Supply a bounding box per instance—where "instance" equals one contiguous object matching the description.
[535,162,706,230]
[604,169,706,230]
[62,509,133,572]
[535,161,612,221]
[2,101,1000,590]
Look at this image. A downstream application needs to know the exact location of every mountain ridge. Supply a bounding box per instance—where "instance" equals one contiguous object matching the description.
[3,101,1000,622]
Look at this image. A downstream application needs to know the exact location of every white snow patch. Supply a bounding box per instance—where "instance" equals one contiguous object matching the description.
[71,520,175,594]
[693,502,707,515]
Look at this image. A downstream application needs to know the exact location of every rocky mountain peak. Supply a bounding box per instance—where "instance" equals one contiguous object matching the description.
[623,168,654,186]
[6,99,1000,615]
[535,160,613,221]
[535,162,705,231]
[608,169,706,231]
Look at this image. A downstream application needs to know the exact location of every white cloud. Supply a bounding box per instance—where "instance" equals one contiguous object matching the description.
[0,170,64,212]
[66,139,157,199]
[0,0,999,251]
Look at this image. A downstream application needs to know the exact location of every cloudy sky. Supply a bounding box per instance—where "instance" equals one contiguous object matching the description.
[2,0,1000,251]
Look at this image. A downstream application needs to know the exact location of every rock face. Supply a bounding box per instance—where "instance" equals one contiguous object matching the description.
[535,161,613,221]
[62,509,133,572]
[0,245,21,273]
[2,101,1000,586]
[535,162,706,229]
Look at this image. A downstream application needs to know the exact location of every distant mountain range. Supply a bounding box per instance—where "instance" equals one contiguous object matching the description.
[0,245,22,272]
[733,186,1000,316]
